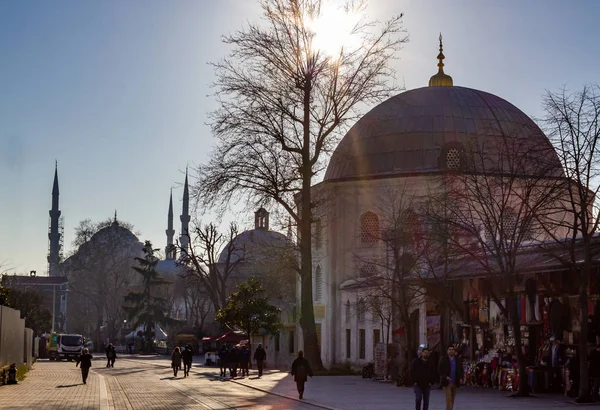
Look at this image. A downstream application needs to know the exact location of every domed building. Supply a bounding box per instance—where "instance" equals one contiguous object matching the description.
[214,208,298,367]
[306,37,568,368]
[61,214,144,342]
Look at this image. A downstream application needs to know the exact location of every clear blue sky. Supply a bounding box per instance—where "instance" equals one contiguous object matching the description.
[0,0,597,275]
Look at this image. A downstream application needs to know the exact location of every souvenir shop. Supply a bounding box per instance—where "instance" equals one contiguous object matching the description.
[452,269,600,396]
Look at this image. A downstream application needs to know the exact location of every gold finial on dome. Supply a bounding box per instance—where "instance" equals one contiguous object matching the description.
[429,33,453,87]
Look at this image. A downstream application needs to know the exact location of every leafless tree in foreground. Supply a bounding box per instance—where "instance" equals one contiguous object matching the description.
[428,132,562,396]
[194,0,406,369]
[541,84,600,402]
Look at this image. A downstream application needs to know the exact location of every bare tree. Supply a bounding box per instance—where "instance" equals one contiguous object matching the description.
[428,131,562,396]
[540,84,600,403]
[194,0,406,368]
[180,222,244,317]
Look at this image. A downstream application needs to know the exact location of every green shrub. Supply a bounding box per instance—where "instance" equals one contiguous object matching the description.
[16,364,29,381]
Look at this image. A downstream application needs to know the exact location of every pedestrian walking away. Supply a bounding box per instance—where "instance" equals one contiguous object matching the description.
[291,350,313,399]
[171,346,182,377]
[228,346,239,378]
[254,343,267,378]
[105,343,117,368]
[589,343,600,402]
[239,345,250,377]
[75,348,93,384]
[218,345,229,377]
[410,345,436,410]
[182,344,193,377]
[438,344,464,410]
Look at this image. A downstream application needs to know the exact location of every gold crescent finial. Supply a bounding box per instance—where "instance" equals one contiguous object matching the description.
[429,32,453,87]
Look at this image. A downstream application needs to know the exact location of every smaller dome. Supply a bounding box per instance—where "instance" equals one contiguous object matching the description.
[218,228,290,264]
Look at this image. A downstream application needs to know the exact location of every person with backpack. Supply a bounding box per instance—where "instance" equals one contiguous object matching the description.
[253,343,267,378]
[75,348,93,384]
[291,351,313,399]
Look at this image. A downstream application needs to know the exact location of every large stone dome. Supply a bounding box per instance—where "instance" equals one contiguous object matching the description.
[324,86,563,181]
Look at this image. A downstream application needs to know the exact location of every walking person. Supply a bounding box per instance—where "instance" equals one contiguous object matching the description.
[171,346,182,377]
[218,345,229,377]
[182,344,193,377]
[228,346,239,378]
[254,343,267,378]
[291,351,313,399]
[590,343,600,402]
[75,348,93,385]
[438,344,464,410]
[105,343,117,368]
[240,345,250,377]
[410,346,436,410]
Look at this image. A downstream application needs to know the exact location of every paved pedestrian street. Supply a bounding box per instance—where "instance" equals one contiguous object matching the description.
[1,356,598,409]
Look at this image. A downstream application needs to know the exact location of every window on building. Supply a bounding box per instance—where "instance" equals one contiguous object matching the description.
[288,331,295,354]
[357,298,366,322]
[373,329,381,345]
[275,332,280,352]
[315,266,323,302]
[359,264,377,277]
[502,208,517,238]
[315,219,323,249]
[360,212,379,243]
[346,300,351,324]
[446,147,461,169]
[346,329,351,359]
[359,329,366,359]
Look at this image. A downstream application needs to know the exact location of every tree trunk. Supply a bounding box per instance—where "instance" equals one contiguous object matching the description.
[298,75,323,370]
[508,293,530,396]
[577,264,591,402]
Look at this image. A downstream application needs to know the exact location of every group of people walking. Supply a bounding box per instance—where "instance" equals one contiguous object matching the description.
[217,343,267,378]
[410,344,464,410]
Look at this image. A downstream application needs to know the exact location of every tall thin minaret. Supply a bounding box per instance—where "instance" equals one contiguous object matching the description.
[166,188,176,260]
[179,168,190,258]
[48,161,62,276]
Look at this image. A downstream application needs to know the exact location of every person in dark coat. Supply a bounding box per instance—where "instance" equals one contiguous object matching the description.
[75,348,93,384]
[105,343,117,368]
[590,344,600,401]
[228,346,239,378]
[171,346,182,377]
[218,345,229,377]
[291,350,313,399]
[239,345,250,377]
[410,346,436,410]
[438,344,464,410]
[254,343,267,378]
[182,344,193,377]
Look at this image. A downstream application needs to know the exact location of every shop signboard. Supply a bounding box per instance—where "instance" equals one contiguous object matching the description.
[374,342,386,379]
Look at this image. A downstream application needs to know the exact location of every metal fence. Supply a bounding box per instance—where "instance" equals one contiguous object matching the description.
[0,306,33,368]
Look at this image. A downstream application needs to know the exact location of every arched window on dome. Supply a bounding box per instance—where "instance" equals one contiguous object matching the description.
[315,266,323,302]
[440,143,465,171]
[360,211,379,243]
[446,148,461,169]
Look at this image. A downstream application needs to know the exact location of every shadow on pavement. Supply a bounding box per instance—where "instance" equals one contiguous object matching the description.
[56,384,81,388]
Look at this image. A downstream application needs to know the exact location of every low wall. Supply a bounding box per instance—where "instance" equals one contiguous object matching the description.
[0,306,32,367]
